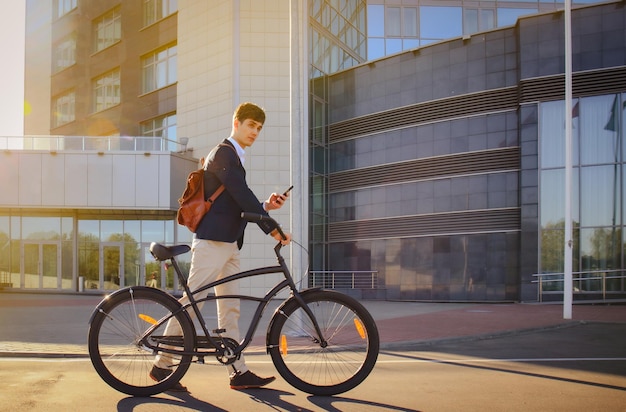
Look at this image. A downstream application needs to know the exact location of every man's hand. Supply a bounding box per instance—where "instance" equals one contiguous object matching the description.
[264,191,289,211]
[270,229,292,245]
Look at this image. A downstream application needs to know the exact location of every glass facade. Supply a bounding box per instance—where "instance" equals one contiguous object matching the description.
[309,0,367,272]
[314,0,626,301]
[540,93,626,298]
[0,215,192,292]
[366,0,605,60]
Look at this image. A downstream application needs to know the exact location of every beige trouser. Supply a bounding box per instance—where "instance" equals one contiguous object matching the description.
[154,239,247,376]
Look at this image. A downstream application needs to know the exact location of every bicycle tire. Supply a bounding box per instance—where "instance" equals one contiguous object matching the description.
[88,287,195,396]
[267,290,379,395]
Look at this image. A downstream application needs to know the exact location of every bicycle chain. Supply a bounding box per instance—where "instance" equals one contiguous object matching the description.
[214,337,240,365]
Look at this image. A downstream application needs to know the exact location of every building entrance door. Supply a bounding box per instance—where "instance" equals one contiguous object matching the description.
[21,241,61,289]
[101,242,124,291]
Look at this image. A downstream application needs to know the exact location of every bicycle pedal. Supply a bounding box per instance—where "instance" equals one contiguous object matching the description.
[196,356,205,364]
[212,328,226,334]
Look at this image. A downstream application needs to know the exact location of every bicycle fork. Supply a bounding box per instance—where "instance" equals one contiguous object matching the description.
[290,292,328,347]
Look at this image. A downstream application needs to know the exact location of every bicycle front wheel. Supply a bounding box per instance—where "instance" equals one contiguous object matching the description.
[88,287,194,396]
[268,290,379,396]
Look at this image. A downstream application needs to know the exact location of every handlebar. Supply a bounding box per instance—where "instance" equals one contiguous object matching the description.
[241,212,287,241]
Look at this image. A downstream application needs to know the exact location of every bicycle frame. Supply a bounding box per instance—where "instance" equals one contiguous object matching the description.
[142,241,326,361]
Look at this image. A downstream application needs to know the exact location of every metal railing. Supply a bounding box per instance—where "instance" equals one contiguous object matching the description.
[309,271,381,289]
[0,135,187,153]
[532,269,626,302]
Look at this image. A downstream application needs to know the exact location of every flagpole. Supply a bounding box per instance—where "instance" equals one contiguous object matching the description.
[563,0,573,319]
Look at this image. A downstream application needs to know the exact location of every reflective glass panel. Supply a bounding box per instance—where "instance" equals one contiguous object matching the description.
[22,217,61,240]
[367,5,384,37]
[540,168,580,227]
[420,6,462,40]
[579,94,620,165]
[497,8,537,27]
[540,100,580,169]
[142,220,165,243]
[580,165,620,227]
[386,7,401,36]
[79,220,100,241]
[101,220,123,242]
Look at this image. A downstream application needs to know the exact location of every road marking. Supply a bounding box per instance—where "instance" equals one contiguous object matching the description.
[375,357,626,363]
[2,356,626,364]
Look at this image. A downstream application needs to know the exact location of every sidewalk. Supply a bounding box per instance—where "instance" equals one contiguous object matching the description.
[0,292,624,357]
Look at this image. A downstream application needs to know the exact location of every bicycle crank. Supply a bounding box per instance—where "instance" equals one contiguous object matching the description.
[215,337,240,365]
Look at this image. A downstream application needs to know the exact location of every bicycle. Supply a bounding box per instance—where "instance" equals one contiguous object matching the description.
[88,213,379,397]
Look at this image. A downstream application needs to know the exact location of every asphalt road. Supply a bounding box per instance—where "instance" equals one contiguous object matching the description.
[1,323,625,412]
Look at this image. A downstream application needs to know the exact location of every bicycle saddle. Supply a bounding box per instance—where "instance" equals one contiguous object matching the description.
[150,242,191,261]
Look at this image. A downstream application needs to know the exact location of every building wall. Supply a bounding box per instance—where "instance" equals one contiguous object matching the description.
[25,1,178,138]
[24,0,52,135]
[0,150,193,210]
[177,0,300,296]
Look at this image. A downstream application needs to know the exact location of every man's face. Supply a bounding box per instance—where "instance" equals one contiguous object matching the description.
[233,118,263,148]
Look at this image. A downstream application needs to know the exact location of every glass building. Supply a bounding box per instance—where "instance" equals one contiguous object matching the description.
[309,0,625,302]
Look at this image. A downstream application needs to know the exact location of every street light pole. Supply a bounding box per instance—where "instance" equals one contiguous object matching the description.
[563,0,573,319]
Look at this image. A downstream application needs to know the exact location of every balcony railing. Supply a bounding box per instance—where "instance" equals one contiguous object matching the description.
[532,269,626,302]
[309,271,381,289]
[0,135,188,153]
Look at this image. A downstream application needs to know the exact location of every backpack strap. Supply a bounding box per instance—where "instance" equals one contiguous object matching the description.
[207,184,225,204]
[204,142,238,204]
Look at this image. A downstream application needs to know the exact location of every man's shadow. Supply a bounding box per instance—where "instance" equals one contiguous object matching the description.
[117,388,418,412]
[117,393,225,412]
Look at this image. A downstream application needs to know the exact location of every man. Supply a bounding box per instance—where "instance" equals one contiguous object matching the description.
[146,272,158,288]
[150,102,291,391]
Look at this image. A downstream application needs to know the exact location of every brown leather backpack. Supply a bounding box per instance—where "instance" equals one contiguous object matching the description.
[176,144,236,232]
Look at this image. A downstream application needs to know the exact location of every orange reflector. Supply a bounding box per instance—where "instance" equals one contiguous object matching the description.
[139,314,158,325]
[354,318,366,339]
[280,335,288,355]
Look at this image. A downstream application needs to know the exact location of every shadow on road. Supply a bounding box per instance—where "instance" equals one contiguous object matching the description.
[116,387,420,412]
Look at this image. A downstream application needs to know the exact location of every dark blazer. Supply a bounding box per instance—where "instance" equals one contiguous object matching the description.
[195,139,277,249]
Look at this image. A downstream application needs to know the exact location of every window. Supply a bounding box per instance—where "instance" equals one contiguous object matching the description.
[465,9,495,36]
[142,44,177,93]
[540,93,626,294]
[368,4,384,37]
[93,70,121,112]
[420,6,462,41]
[368,5,419,59]
[53,34,76,72]
[143,0,178,26]
[403,7,418,37]
[52,90,75,127]
[140,113,177,151]
[55,0,77,19]
[497,7,538,27]
[386,7,401,37]
[93,7,121,52]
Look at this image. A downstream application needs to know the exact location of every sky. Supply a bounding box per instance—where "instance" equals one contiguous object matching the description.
[0,2,25,137]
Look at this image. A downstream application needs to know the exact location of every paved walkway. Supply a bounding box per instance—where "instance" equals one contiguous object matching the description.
[0,292,624,357]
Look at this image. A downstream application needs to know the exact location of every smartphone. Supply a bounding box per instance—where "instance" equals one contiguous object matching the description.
[283,185,294,196]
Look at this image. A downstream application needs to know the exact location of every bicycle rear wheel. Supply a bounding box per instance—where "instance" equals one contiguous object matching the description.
[268,290,379,395]
[88,287,194,396]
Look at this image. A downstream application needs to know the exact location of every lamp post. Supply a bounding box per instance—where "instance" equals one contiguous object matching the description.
[563,0,573,319]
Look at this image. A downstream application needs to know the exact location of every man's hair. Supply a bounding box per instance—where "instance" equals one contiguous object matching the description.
[234,102,265,125]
